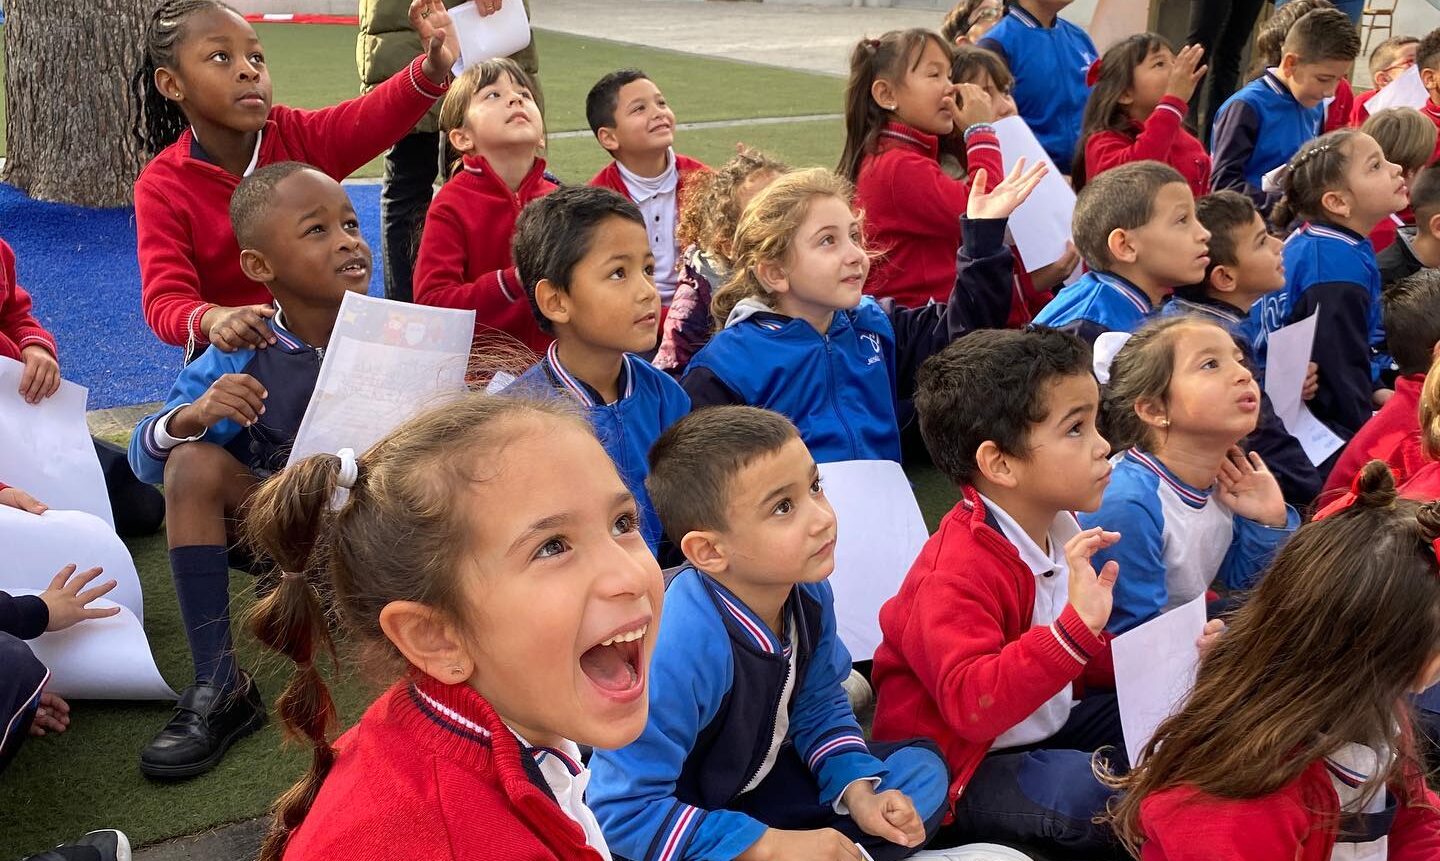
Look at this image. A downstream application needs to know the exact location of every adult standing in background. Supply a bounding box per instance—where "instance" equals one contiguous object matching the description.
[1185,0,1271,143]
[358,0,542,303]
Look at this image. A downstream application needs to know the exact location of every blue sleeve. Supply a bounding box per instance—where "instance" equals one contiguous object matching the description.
[1218,505,1299,592]
[1081,478,1168,635]
[0,591,48,640]
[977,37,1008,66]
[680,365,746,411]
[1291,281,1374,438]
[789,581,887,806]
[1210,100,1263,205]
[126,347,252,484]
[1053,317,1113,347]
[587,592,769,861]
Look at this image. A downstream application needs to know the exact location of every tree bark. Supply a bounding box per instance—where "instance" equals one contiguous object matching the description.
[2,0,148,206]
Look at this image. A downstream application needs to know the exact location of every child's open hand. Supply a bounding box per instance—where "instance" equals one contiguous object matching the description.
[738,827,864,860]
[203,304,277,352]
[1196,618,1225,659]
[1216,447,1288,528]
[1165,44,1208,103]
[844,783,926,848]
[27,691,70,737]
[947,82,995,133]
[172,373,269,437]
[966,159,1048,221]
[1064,527,1121,635]
[0,485,47,514]
[41,564,120,633]
[411,0,459,85]
[18,345,60,404]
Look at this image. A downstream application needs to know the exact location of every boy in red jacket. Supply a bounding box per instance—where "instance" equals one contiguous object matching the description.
[870,327,1127,854]
[585,69,707,311]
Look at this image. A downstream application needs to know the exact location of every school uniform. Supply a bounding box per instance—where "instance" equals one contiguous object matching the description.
[1080,449,1299,635]
[283,674,611,860]
[1424,100,1440,166]
[1323,372,1427,498]
[1138,746,1440,860]
[653,245,725,376]
[1378,228,1429,286]
[1210,70,1324,206]
[587,568,950,861]
[590,151,708,306]
[1004,250,1058,330]
[0,582,51,776]
[1325,77,1355,133]
[1372,212,1412,255]
[0,239,56,362]
[135,55,448,353]
[513,344,690,552]
[871,487,1124,852]
[1081,96,1212,198]
[1351,87,1379,125]
[857,120,1005,307]
[413,155,557,355]
[978,6,1097,173]
[681,217,1014,463]
[1032,270,1156,344]
[1281,221,1389,439]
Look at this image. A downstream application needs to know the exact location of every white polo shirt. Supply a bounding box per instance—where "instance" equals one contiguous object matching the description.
[616,149,681,305]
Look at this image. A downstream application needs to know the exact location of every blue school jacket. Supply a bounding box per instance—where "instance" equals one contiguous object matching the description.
[587,568,884,861]
[1032,270,1155,344]
[513,344,691,552]
[128,316,322,484]
[1080,450,1299,635]
[1211,71,1324,205]
[681,217,1014,464]
[978,5,1097,173]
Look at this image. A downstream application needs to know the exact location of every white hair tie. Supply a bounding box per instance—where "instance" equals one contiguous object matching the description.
[335,447,358,490]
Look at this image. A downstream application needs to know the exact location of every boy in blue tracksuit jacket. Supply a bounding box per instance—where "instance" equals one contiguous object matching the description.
[589,407,948,861]
[509,186,691,554]
[978,0,1097,174]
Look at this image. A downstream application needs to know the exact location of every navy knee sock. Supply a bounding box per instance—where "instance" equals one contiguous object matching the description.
[169,545,237,691]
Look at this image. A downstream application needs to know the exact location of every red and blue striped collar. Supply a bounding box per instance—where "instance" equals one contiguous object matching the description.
[1297,221,1365,247]
[526,742,585,776]
[703,574,789,656]
[408,680,496,747]
[542,342,634,407]
[1007,5,1044,28]
[877,121,939,159]
[1260,70,1298,103]
[267,304,310,353]
[1125,449,1211,509]
[1092,271,1155,315]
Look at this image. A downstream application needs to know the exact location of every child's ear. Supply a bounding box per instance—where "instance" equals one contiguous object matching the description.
[1208,263,1238,295]
[153,66,182,102]
[754,259,789,295]
[447,127,474,157]
[1422,66,1439,91]
[239,249,276,285]
[1426,210,1440,240]
[974,440,1020,490]
[1320,187,1352,222]
[870,77,899,113]
[1117,87,1135,107]
[1134,396,1170,431]
[378,600,475,686]
[680,530,727,575]
[1106,227,1139,266]
[534,278,571,328]
[596,127,621,155]
[1279,52,1300,79]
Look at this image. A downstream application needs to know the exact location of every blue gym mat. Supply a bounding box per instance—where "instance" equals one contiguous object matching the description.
[0,180,385,411]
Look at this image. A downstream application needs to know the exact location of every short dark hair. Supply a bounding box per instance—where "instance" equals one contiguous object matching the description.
[1383,269,1440,375]
[1195,190,1259,285]
[229,161,316,249]
[1284,8,1361,64]
[1411,164,1440,227]
[1072,161,1188,270]
[950,43,1013,91]
[511,186,645,332]
[586,68,650,136]
[1416,27,1440,72]
[646,406,800,540]
[915,327,1093,485]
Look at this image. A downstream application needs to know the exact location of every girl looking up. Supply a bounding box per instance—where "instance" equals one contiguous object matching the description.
[131,0,455,358]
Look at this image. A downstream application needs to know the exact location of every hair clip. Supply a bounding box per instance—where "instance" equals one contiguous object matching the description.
[864,37,881,50]
[335,447,358,490]
[1292,142,1333,170]
[1085,57,1104,87]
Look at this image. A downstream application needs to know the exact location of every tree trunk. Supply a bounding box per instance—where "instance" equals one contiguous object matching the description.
[2,0,148,206]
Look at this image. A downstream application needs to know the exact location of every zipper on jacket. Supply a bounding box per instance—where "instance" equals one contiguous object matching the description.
[821,335,861,459]
[737,656,792,797]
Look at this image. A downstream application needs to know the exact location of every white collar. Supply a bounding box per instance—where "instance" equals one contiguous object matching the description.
[615,149,678,202]
[977,493,1075,577]
[190,126,264,177]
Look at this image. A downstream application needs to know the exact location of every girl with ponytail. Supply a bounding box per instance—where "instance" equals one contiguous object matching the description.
[244,393,663,861]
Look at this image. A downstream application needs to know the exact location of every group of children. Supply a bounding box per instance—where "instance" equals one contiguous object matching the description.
[9,0,1440,859]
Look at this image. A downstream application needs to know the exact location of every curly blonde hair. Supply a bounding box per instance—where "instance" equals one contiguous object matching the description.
[676,146,788,262]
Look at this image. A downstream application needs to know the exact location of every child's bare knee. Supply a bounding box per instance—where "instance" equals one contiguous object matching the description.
[162,442,234,501]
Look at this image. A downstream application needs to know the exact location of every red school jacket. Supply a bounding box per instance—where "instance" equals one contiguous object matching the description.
[0,238,57,362]
[1081,95,1211,198]
[858,121,1006,308]
[1424,100,1440,166]
[1322,372,1426,498]
[870,487,1112,809]
[282,674,606,861]
[134,55,449,350]
[413,155,558,355]
[587,153,708,204]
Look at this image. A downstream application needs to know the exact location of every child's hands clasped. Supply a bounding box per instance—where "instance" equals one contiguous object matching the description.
[41,564,120,632]
[410,0,459,85]
[0,485,48,514]
[966,159,1049,221]
[1165,44,1208,104]
[203,304,277,352]
[844,782,926,849]
[1216,447,1288,528]
[172,373,268,436]
[1064,527,1122,636]
[18,344,60,404]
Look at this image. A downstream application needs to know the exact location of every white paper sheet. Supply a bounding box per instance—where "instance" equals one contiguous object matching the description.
[1263,310,1345,466]
[1113,593,1206,765]
[7,591,176,701]
[991,116,1077,272]
[1367,65,1430,113]
[449,0,532,75]
[0,506,145,623]
[818,460,929,661]
[0,357,113,528]
[288,293,475,464]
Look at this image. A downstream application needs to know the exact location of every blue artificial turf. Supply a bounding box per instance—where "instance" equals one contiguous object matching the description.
[0,180,385,410]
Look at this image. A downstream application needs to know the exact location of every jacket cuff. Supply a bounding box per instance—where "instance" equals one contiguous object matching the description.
[962,124,1002,159]
[407,54,450,99]
[16,332,56,357]
[1050,604,1105,666]
[815,749,889,806]
[13,594,49,640]
[1154,95,1188,122]
[959,217,1009,256]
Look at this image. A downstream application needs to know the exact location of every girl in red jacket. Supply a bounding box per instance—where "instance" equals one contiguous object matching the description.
[840,29,1006,308]
[1112,460,1440,861]
[130,0,454,358]
[413,59,556,355]
[1073,33,1212,198]
[244,394,663,861]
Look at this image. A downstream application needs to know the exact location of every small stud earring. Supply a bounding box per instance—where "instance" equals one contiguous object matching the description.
[449,665,464,676]
[1160,418,1171,427]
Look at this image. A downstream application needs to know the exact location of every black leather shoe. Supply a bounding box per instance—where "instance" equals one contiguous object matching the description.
[139,672,266,780]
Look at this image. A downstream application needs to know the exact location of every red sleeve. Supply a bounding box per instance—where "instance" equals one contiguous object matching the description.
[963,124,1003,195]
[1140,786,1315,860]
[1325,78,1354,133]
[280,55,448,180]
[135,173,213,348]
[875,126,1005,237]
[1085,96,1186,183]
[1392,767,1440,859]
[0,241,56,361]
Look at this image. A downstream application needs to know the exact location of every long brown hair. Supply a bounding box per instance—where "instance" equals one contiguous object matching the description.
[675,146,789,263]
[1271,128,1363,230]
[1108,460,1440,853]
[838,28,952,184]
[243,394,586,861]
[1099,315,1221,453]
[1072,33,1171,192]
[437,58,540,179]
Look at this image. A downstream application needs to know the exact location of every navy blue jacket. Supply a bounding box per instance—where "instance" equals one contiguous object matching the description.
[1210,71,1323,207]
[0,592,47,640]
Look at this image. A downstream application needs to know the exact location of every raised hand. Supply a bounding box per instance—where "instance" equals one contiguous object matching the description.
[203,304,277,352]
[18,345,60,404]
[1064,526,1122,636]
[947,82,995,133]
[1216,447,1288,528]
[41,564,120,633]
[845,783,926,849]
[1165,44,1208,103]
[966,158,1049,221]
[411,0,459,84]
[170,373,269,437]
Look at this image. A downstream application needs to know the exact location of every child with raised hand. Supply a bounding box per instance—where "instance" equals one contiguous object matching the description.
[1113,461,1440,860]
[512,186,691,555]
[1084,315,1299,634]
[871,328,1129,853]
[841,28,1006,307]
[1361,107,1438,253]
[1033,161,1213,343]
[127,162,372,780]
[243,394,663,861]
[685,162,1041,464]
[1353,35,1420,124]
[413,59,555,355]
[586,69,708,310]
[131,0,453,357]
[588,406,949,861]
[1074,35,1211,197]
[1273,129,1410,438]
[1381,164,1440,284]
[655,146,788,375]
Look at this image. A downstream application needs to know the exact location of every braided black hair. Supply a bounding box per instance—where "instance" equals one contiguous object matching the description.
[130,0,237,156]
